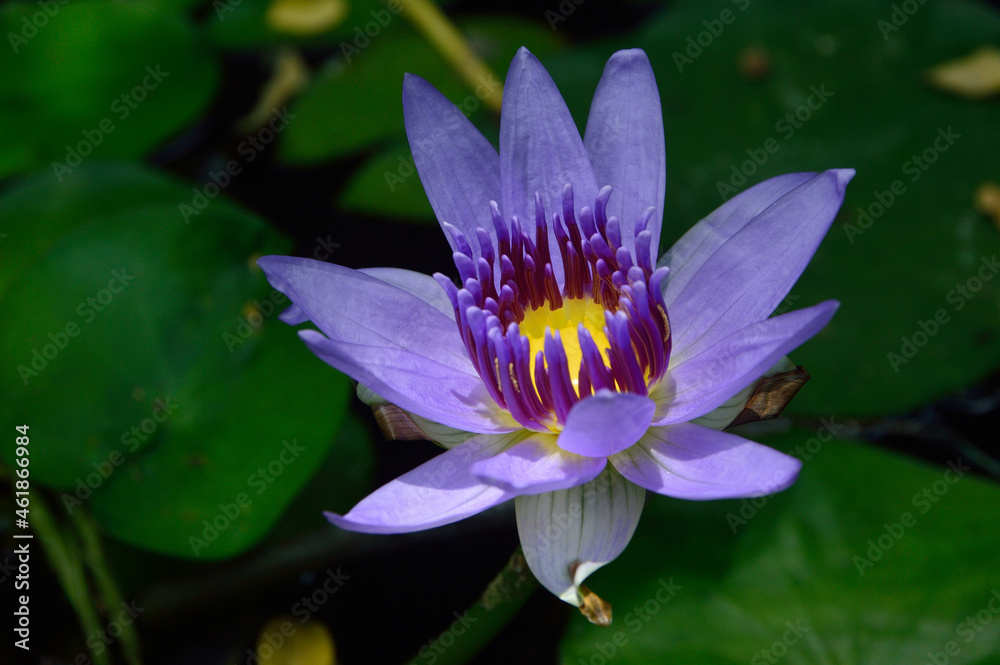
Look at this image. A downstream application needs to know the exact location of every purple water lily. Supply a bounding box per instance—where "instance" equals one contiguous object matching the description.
[259,47,853,611]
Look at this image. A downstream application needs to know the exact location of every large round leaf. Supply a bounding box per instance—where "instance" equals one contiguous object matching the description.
[0,163,359,558]
[560,429,1000,663]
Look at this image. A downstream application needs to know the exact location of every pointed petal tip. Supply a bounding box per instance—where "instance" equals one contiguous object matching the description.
[815,298,841,322]
[402,72,436,111]
[255,254,307,290]
[256,254,281,272]
[323,510,356,531]
[773,455,803,493]
[278,303,308,325]
[605,48,653,69]
[833,167,856,181]
[509,46,543,75]
[613,424,804,500]
[828,167,856,192]
[324,510,413,535]
[402,71,430,95]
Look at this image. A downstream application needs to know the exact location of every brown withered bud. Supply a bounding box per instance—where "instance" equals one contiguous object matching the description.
[727,366,811,428]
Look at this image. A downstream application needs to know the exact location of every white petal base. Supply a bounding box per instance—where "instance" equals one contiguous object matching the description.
[515,467,645,606]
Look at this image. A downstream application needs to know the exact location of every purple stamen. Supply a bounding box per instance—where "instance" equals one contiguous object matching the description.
[437,186,671,430]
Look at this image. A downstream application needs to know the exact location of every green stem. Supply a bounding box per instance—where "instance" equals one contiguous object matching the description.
[951,435,1000,483]
[32,495,111,665]
[397,0,503,113]
[70,508,143,665]
[403,548,538,665]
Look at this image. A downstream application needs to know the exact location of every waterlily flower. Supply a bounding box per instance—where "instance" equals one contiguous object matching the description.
[259,47,853,615]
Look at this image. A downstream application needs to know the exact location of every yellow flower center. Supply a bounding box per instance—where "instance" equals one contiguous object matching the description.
[519,299,611,387]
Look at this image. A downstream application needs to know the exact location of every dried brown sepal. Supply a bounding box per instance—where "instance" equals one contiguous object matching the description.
[578,584,613,627]
[371,404,426,441]
[727,366,811,428]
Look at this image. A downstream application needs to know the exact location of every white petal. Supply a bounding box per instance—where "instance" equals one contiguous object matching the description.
[515,467,645,606]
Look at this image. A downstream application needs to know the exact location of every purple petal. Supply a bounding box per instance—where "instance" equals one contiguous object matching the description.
[664,169,854,361]
[300,329,517,433]
[404,74,501,264]
[360,267,455,318]
[584,49,665,265]
[259,256,469,373]
[652,301,838,425]
[660,172,819,300]
[500,47,599,284]
[515,467,645,605]
[326,432,522,534]
[471,435,606,494]
[258,256,517,432]
[611,423,801,500]
[557,390,656,457]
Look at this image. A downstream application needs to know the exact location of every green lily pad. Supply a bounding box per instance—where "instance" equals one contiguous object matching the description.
[336,139,436,222]
[89,317,354,559]
[0,163,358,558]
[543,0,1000,417]
[0,0,218,180]
[264,410,375,542]
[560,428,1000,664]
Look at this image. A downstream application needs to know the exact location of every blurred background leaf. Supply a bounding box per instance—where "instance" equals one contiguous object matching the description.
[280,15,564,163]
[561,428,1000,663]
[541,0,1000,418]
[0,163,364,558]
[0,0,219,179]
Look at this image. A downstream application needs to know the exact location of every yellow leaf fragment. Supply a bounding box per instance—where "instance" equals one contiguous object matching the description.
[267,0,348,36]
[256,617,337,665]
[974,182,1000,234]
[926,46,1000,100]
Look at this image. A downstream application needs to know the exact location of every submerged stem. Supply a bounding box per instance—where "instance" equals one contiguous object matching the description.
[70,509,143,665]
[402,548,537,665]
[398,0,503,113]
[32,496,112,665]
